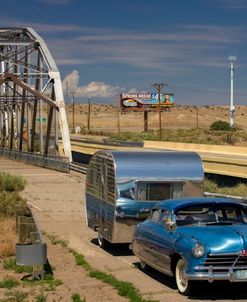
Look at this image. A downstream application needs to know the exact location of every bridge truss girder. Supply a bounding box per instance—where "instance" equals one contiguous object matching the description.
[0,27,72,161]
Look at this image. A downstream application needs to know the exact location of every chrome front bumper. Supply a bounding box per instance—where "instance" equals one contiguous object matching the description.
[185,266,247,283]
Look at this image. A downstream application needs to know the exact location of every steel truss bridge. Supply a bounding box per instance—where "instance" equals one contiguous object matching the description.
[0,27,72,161]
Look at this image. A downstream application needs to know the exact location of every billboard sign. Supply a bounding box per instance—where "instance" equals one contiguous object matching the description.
[120,93,175,111]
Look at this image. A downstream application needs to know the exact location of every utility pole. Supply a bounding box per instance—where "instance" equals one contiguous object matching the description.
[228,55,236,128]
[71,91,75,133]
[152,83,167,140]
[196,106,199,128]
[66,81,69,105]
[116,95,121,135]
[87,97,91,130]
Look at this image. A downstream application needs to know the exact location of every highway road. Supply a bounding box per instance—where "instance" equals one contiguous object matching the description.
[68,137,247,179]
[1,158,247,302]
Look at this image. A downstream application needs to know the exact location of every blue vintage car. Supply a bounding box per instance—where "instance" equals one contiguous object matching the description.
[132,197,247,295]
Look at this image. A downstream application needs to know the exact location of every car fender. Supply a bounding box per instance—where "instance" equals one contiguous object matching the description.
[174,234,198,259]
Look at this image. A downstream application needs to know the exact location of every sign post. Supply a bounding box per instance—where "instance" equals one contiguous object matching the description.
[120,92,175,136]
[144,111,148,132]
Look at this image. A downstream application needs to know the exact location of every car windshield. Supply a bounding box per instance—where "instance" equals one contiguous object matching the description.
[175,204,247,226]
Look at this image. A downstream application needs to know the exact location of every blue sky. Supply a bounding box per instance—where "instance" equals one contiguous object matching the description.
[1,0,247,105]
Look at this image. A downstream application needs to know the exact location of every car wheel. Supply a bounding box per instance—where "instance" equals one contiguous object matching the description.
[97,231,107,248]
[175,258,192,295]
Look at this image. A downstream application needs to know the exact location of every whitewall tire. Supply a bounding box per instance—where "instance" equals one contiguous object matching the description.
[175,258,193,295]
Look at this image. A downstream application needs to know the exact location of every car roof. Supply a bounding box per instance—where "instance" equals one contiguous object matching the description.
[155,197,243,212]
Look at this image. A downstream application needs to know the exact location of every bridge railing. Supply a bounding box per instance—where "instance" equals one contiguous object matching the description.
[0,148,69,173]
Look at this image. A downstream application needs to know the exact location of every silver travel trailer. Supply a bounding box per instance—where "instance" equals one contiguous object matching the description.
[85,150,204,247]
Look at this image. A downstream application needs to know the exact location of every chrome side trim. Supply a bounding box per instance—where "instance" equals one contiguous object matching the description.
[133,251,173,277]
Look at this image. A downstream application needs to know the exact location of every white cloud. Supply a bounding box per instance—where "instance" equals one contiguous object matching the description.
[62,70,123,97]
[77,82,121,98]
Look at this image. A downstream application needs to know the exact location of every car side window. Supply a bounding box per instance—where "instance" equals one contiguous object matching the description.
[160,209,170,224]
[151,209,160,223]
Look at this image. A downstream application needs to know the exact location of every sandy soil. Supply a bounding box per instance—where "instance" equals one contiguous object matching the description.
[66,104,247,132]
[0,239,128,302]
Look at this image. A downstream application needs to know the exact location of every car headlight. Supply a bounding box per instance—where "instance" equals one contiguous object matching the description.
[192,243,205,258]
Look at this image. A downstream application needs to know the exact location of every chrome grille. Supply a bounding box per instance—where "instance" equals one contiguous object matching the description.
[203,254,247,271]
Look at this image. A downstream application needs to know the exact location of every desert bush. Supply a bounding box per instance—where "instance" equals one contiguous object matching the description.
[0,172,26,192]
[71,293,85,302]
[0,218,17,258]
[210,120,231,131]
[204,179,247,197]
[0,173,26,217]
[0,191,26,217]
[0,173,26,258]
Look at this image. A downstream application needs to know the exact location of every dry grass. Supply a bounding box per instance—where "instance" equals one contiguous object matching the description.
[67,104,247,130]
[204,179,247,197]
[67,104,247,146]
[0,217,16,258]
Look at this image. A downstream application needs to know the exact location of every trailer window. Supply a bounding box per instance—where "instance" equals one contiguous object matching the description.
[118,181,135,200]
[136,182,183,201]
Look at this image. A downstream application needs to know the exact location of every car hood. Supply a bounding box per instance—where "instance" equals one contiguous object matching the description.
[177,224,247,253]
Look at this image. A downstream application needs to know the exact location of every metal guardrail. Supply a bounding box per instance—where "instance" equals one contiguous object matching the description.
[71,138,144,148]
[204,191,247,202]
[0,148,70,173]
[70,162,88,174]
[102,139,144,147]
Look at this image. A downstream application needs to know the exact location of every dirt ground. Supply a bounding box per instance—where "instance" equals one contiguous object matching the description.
[0,240,128,302]
[66,104,247,132]
[0,161,128,302]
[1,159,247,302]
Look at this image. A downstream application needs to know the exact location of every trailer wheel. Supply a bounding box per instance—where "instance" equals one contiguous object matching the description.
[97,231,107,248]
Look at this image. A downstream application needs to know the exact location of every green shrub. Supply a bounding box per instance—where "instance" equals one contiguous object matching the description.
[0,172,26,192]
[71,293,85,302]
[3,258,33,273]
[0,173,27,217]
[0,277,19,289]
[0,191,26,217]
[210,120,231,131]
[72,250,92,271]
